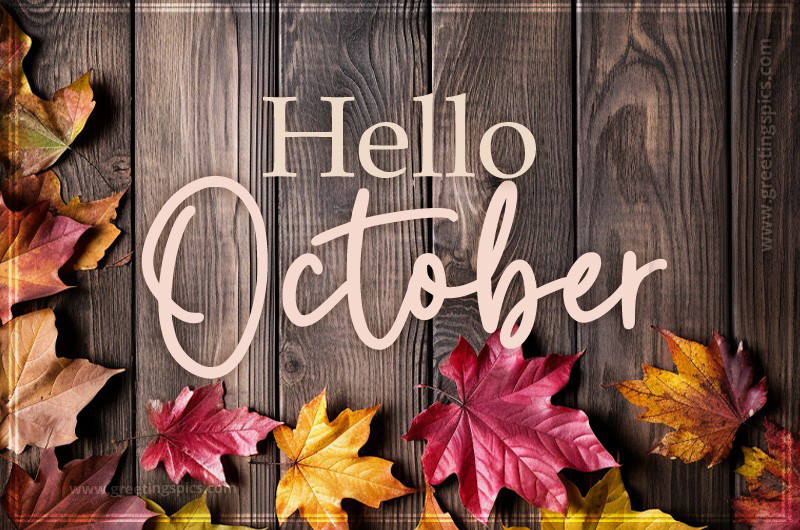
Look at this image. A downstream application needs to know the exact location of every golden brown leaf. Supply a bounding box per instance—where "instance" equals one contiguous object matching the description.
[613,329,766,465]
[507,468,699,530]
[0,309,122,452]
[0,6,95,178]
[274,390,415,529]
[5,171,124,270]
[416,483,457,530]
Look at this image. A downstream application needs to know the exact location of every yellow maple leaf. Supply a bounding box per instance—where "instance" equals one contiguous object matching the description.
[274,390,415,529]
[416,483,457,530]
[612,329,766,465]
[143,492,254,529]
[0,309,122,452]
[3,170,124,270]
[507,468,699,530]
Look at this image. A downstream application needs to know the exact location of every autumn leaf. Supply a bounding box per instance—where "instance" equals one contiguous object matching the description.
[417,483,457,530]
[733,419,800,529]
[140,381,280,486]
[0,6,95,178]
[0,194,89,322]
[613,328,767,466]
[1,448,155,529]
[0,308,122,452]
[275,390,415,529]
[505,468,700,530]
[404,330,617,523]
[143,492,255,530]
[4,171,125,270]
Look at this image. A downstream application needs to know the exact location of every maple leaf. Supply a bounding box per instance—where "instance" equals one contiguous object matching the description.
[0,195,89,323]
[1,448,155,529]
[613,328,767,466]
[416,483,457,530]
[0,6,95,178]
[506,468,700,530]
[404,330,617,523]
[4,171,125,270]
[143,491,255,530]
[733,419,800,529]
[274,390,415,530]
[140,381,280,486]
[0,308,122,453]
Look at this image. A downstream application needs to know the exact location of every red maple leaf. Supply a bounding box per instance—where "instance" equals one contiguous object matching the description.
[404,330,617,523]
[140,381,281,486]
[733,419,800,529]
[2,448,155,529]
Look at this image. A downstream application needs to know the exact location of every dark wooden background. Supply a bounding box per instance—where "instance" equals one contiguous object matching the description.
[1,0,798,528]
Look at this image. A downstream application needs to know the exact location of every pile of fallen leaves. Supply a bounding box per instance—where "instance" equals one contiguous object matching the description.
[0,5,795,530]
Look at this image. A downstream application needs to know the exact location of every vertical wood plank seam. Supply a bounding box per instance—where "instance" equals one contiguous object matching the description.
[129,0,138,491]
[726,1,735,527]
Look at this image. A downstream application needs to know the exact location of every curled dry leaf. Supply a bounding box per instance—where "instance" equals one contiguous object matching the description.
[275,390,415,530]
[506,468,700,530]
[0,6,95,178]
[404,329,617,523]
[0,308,122,453]
[4,171,125,270]
[0,195,89,323]
[141,381,280,486]
[1,448,155,529]
[143,491,255,530]
[416,483,457,530]
[613,328,767,466]
[733,419,800,529]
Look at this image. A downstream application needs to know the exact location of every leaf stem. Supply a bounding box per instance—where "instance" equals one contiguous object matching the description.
[111,433,158,444]
[70,147,115,192]
[416,384,462,405]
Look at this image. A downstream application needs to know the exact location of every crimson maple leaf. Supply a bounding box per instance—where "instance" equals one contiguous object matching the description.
[733,419,800,529]
[404,330,617,523]
[140,381,281,486]
[2,448,155,529]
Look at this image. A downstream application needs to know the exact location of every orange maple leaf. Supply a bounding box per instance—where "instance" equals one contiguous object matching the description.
[274,390,415,529]
[613,328,767,466]
[416,483,457,530]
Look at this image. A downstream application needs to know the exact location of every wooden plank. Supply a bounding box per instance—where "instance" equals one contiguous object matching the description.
[576,1,730,526]
[277,0,429,527]
[134,1,272,525]
[1,0,133,512]
[732,0,800,523]
[430,1,574,527]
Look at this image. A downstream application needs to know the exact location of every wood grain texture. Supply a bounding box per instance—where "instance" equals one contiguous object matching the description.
[732,1,800,524]
[430,1,573,527]
[0,1,133,527]
[277,1,429,527]
[134,1,263,523]
[576,1,730,527]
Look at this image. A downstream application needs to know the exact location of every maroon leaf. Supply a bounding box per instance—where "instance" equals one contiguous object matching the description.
[1,448,155,529]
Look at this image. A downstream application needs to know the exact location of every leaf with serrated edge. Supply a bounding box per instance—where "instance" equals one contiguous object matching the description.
[275,390,415,530]
[613,329,767,465]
